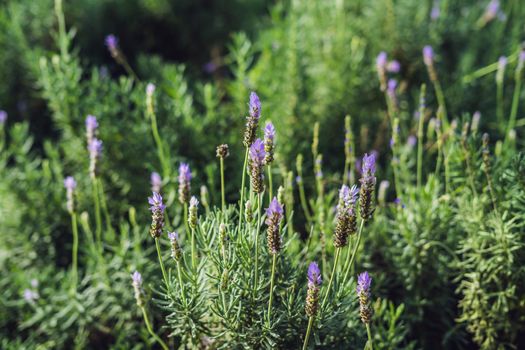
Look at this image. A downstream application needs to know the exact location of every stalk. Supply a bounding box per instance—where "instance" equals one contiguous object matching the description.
[340,219,365,290]
[238,148,249,230]
[155,238,169,291]
[140,306,169,350]
[268,164,273,202]
[70,212,79,293]
[176,261,187,305]
[92,178,102,251]
[97,178,114,241]
[220,157,226,211]
[506,64,523,138]
[253,193,262,293]
[417,85,426,189]
[302,317,314,350]
[366,323,374,350]
[267,253,277,325]
[320,248,341,309]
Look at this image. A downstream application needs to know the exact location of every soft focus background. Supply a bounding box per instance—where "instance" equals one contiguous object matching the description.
[1,0,524,349]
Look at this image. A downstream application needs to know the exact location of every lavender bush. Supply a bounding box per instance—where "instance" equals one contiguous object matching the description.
[1,1,525,349]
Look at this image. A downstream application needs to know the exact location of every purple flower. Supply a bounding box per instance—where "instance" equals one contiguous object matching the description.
[387,60,401,73]
[203,61,217,73]
[30,279,39,288]
[151,172,162,193]
[407,135,417,148]
[105,34,118,51]
[23,289,39,303]
[0,110,7,124]
[148,192,166,213]
[356,271,372,295]
[362,153,377,176]
[387,79,397,94]
[265,197,284,224]
[296,175,302,184]
[520,50,525,64]
[88,138,103,158]
[146,83,156,96]
[498,56,507,70]
[339,184,359,208]
[249,138,266,167]
[471,111,481,131]
[376,51,387,72]
[249,91,261,119]
[359,153,377,220]
[190,196,199,208]
[168,231,182,260]
[168,231,178,242]
[131,270,144,306]
[85,115,98,144]
[431,5,440,20]
[423,45,434,66]
[485,0,499,20]
[335,184,359,247]
[264,122,275,142]
[307,262,322,287]
[178,163,191,204]
[64,176,77,190]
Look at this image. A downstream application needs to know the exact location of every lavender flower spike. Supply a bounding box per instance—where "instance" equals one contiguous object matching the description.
[64,176,77,214]
[151,172,162,193]
[178,163,191,204]
[265,197,284,254]
[376,51,388,91]
[248,138,266,193]
[146,83,156,96]
[305,262,322,317]
[148,192,165,238]
[359,153,377,220]
[243,92,262,147]
[23,289,39,303]
[0,110,7,124]
[387,60,401,73]
[88,138,103,179]
[357,271,373,324]
[422,45,434,66]
[188,196,199,229]
[334,184,359,248]
[131,271,144,306]
[105,34,119,57]
[85,115,98,145]
[264,121,276,164]
[496,56,507,83]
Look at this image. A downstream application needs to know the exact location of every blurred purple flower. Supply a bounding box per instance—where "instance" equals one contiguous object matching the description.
[105,34,118,51]
[423,45,434,66]
[307,262,322,287]
[148,192,166,213]
[249,92,261,119]
[387,60,401,73]
[356,271,372,295]
[0,110,7,124]
[151,172,162,193]
[249,138,266,167]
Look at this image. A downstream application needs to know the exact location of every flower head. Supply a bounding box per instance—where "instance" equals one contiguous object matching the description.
[359,153,377,220]
[431,5,440,20]
[264,122,275,142]
[131,270,144,306]
[376,52,387,72]
[168,231,182,261]
[86,115,98,144]
[88,138,103,158]
[423,45,434,66]
[407,135,417,148]
[265,197,284,254]
[356,271,372,295]
[23,289,39,303]
[0,110,7,124]
[362,153,377,176]
[387,60,401,73]
[64,176,77,191]
[105,34,118,51]
[498,56,507,70]
[520,50,525,64]
[485,0,500,20]
[148,192,166,213]
[178,163,191,204]
[216,144,229,158]
[249,138,266,167]
[265,197,284,224]
[249,92,261,119]
[151,172,162,193]
[146,83,156,96]
[178,163,192,183]
[307,262,322,287]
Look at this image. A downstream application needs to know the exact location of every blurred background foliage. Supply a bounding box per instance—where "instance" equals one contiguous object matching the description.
[1,0,525,348]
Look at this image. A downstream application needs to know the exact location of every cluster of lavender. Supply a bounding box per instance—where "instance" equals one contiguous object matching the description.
[248,139,266,194]
[359,153,377,220]
[265,197,283,254]
[178,163,191,204]
[148,192,166,238]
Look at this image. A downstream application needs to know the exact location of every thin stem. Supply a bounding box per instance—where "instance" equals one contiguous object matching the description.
[433,80,448,127]
[506,69,523,138]
[149,107,170,180]
[340,219,365,290]
[97,179,114,241]
[70,212,79,293]
[302,317,315,350]
[366,323,374,350]
[268,164,273,201]
[140,306,169,350]
[298,181,313,223]
[321,247,341,309]
[220,157,226,211]
[191,227,196,271]
[238,148,249,230]
[92,178,102,251]
[417,85,426,189]
[155,238,169,291]
[497,79,505,131]
[267,253,277,326]
[254,193,262,293]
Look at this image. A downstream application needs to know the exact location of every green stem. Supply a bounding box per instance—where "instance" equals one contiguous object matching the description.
[238,148,249,230]
[417,85,426,189]
[191,227,196,271]
[506,69,523,138]
[496,79,504,131]
[70,213,79,292]
[433,80,448,127]
[92,178,102,251]
[254,193,262,293]
[298,181,312,223]
[140,306,169,350]
[97,179,113,241]
[268,164,273,202]
[366,323,373,350]
[302,317,315,350]
[267,253,277,326]
[321,248,341,309]
[155,238,169,291]
[149,107,170,180]
[340,220,365,290]
[220,157,226,211]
